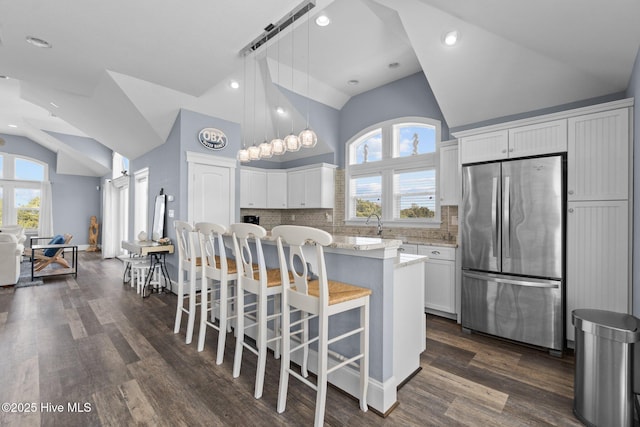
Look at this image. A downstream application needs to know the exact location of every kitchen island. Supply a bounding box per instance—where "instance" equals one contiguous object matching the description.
[257,234,427,415]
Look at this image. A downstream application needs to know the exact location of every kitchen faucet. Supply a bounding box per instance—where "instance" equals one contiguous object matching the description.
[366,213,383,236]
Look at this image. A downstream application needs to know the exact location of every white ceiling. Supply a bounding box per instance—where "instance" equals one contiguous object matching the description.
[0,0,639,175]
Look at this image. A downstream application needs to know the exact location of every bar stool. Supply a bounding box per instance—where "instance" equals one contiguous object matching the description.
[173,220,204,344]
[195,222,238,365]
[230,223,289,399]
[272,225,371,426]
[131,262,162,295]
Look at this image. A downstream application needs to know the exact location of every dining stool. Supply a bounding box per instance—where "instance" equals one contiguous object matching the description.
[230,223,289,399]
[272,225,371,426]
[174,220,204,344]
[195,222,238,365]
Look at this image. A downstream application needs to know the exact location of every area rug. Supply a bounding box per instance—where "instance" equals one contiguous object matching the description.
[15,261,44,288]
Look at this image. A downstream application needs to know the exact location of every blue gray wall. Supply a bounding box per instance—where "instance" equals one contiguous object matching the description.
[627,45,640,317]
[0,133,101,245]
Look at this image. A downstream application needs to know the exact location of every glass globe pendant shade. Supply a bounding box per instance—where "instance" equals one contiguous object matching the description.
[298,128,317,148]
[237,148,250,162]
[258,140,273,158]
[284,133,301,152]
[271,138,286,155]
[247,144,261,160]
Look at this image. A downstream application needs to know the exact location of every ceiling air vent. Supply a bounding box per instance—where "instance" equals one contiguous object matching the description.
[240,0,315,55]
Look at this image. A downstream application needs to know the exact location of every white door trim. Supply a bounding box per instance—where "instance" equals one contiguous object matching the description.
[186,151,236,224]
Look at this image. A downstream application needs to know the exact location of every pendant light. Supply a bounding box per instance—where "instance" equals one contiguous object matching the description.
[284,19,301,152]
[258,37,273,159]
[299,13,317,148]
[237,54,250,162]
[271,27,286,156]
[248,53,261,161]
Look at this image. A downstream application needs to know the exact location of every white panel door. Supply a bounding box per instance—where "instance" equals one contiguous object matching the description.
[508,119,567,158]
[566,200,629,341]
[190,162,232,226]
[460,130,508,164]
[567,108,629,201]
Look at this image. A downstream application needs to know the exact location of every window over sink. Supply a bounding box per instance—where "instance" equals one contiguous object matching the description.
[345,117,441,227]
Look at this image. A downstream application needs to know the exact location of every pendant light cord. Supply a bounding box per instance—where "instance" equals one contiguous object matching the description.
[305,12,311,128]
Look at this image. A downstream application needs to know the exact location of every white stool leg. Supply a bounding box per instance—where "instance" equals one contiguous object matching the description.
[233,283,245,378]
[197,277,209,352]
[216,273,228,364]
[360,299,369,412]
[314,311,329,427]
[185,270,197,344]
[174,269,184,334]
[254,291,268,399]
[277,299,291,414]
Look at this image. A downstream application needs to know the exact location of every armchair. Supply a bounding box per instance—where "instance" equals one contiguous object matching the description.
[0,233,24,286]
[0,225,26,246]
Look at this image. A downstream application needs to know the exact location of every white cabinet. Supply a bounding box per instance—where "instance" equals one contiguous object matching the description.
[460,120,567,164]
[418,245,456,317]
[567,108,629,201]
[439,141,460,205]
[566,200,629,341]
[266,171,287,209]
[240,168,267,208]
[287,164,336,209]
[400,243,418,254]
[564,106,631,341]
[460,130,508,164]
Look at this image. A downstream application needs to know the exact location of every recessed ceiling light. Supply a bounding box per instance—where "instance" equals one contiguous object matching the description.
[347,79,359,86]
[229,80,240,89]
[8,124,18,128]
[315,15,330,27]
[442,30,460,47]
[50,102,60,108]
[276,106,285,115]
[26,36,52,48]
[388,62,400,69]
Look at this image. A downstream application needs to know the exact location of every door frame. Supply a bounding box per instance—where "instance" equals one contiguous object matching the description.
[186,151,236,225]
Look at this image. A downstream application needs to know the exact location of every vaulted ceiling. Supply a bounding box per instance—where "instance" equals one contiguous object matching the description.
[1,0,639,175]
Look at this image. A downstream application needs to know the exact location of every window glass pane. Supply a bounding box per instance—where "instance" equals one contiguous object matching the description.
[0,186,3,227]
[394,124,436,157]
[352,130,382,164]
[0,155,4,178]
[352,175,382,217]
[15,158,44,181]
[15,188,40,229]
[394,170,436,219]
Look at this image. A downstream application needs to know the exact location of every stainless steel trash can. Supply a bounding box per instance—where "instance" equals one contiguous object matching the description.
[572,309,640,427]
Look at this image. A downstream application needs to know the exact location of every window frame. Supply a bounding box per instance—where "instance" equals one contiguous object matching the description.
[344,117,441,227]
[0,152,49,231]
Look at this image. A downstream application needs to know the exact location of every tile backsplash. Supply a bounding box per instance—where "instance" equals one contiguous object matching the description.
[241,169,458,243]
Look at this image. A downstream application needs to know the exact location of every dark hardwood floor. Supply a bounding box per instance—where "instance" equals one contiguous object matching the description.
[0,252,582,426]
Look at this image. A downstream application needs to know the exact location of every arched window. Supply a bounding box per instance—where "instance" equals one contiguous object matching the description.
[0,153,48,230]
[345,117,441,226]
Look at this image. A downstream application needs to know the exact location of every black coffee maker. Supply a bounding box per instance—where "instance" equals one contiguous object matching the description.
[243,215,259,225]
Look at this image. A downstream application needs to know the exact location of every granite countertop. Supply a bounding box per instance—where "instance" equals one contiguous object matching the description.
[403,239,458,248]
[329,235,403,251]
[395,253,428,267]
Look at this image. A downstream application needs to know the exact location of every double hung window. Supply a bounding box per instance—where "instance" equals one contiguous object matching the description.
[0,153,47,230]
[345,117,441,226]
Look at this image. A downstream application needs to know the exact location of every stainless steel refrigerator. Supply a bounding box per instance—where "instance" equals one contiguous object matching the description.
[461,155,564,352]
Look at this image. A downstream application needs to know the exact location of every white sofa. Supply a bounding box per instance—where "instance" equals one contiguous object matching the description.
[0,233,24,286]
[0,225,26,245]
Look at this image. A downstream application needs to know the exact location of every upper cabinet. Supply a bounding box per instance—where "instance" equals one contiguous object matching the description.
[567,108,629,201]
[266,171,288,209]
[439,140,460,205]
[460,120,567,164]
[240,168,267,208]
[287,164,336,209]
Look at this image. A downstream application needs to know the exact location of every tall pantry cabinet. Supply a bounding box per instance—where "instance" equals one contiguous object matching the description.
[565,107,631,340]
[456,99,633,345]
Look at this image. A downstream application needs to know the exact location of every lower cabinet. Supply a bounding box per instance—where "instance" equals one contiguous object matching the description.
[418,245,456,318]
[566,200,630,341]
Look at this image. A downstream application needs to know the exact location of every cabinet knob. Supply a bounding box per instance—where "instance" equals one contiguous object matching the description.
[509,148,514,152]
[568,208,574,213]
[432,250,440,255]
[568,190,574,195]
[502,149,507,153]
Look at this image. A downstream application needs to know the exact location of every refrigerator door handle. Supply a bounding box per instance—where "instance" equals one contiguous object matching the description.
[463,271,560,288]
[491,177,498,258]
[504,176,510,258]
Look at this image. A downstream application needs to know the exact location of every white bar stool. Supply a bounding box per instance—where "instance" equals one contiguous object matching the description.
[131,262,162,295]
[230,223,287,399]
[173,220,204,344]
[272,225,371,426]
[195,222,238,365]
